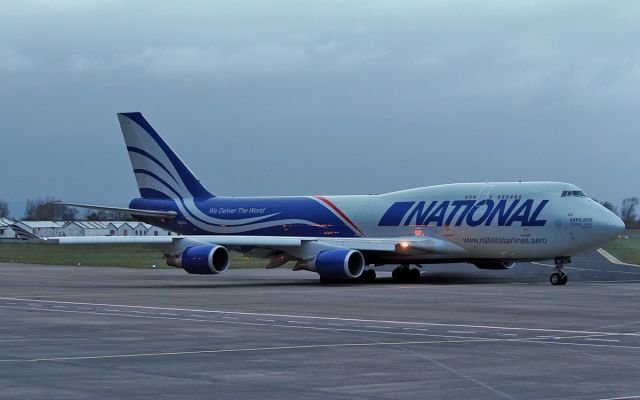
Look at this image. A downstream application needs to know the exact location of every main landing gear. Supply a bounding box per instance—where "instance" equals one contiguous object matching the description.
[359,269,377,283]
[550,257,570,286]
[392,264,421,283]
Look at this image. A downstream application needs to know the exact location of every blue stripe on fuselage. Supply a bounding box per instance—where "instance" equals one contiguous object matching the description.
[129,196,360,237]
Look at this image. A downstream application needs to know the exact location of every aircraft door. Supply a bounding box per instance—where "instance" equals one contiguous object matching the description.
[476,184,494,205]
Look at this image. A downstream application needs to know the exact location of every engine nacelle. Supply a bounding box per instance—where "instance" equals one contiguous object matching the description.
[167,244,230,275]
[315,249,365,279]
[473,261,515,270]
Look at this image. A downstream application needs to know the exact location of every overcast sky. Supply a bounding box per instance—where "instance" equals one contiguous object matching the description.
[1,0,638,216]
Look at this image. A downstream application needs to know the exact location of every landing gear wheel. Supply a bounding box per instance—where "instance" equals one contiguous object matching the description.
[550,272,568,286]
[549,257,570,286]
[409,268,421,282]
[559,273,568,285]
[392,267,402,281]
[392,265,421,283]
[361,269,376,283]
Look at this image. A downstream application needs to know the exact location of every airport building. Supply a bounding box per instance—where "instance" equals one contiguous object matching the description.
[1,220,174,239]
[14,221,64,238]
[62,221,112,237]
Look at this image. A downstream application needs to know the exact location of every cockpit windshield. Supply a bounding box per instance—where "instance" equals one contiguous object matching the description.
[561,190,587,198]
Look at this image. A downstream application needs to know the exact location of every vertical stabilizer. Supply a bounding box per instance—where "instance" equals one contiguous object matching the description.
[117,112,214,199]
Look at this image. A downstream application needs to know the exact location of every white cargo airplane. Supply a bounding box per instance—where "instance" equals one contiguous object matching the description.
[46,113,624,285]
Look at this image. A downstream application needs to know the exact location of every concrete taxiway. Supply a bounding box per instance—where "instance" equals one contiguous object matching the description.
[0,251,639,400]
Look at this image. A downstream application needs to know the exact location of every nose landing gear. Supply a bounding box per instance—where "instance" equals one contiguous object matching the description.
[550,257,570,285]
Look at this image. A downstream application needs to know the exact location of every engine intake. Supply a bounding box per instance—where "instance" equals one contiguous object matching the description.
[473,261,515,270]
[167,244,230,275]
[315,249,365,279]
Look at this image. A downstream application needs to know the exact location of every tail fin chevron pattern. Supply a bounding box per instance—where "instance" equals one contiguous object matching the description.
[118,112,213,199]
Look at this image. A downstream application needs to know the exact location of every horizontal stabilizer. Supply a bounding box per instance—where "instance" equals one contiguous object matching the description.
[54,202,177,219]
[11,225,42,242]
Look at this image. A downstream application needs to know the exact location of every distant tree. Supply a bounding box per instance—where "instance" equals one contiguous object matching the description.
[85,210,110,221]
[111,211,134,221]
[84,209,132,221]
[620,197,639,228]
[0,200,9,218]
[600,201,618,215]
[23,196,78,221]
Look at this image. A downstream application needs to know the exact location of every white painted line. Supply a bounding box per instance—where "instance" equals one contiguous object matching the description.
[0,337,523,363]
[403,327,430,331]
[595,395,640,400]
[597,248,640,267]
[565,267,640,276]
[448,331,476,334]
[1,296,638,338]
[287,321,310,325]
[498,333,518,337]
[222,316,238,320]
[256,319,274,322]
[585,338,620,343]
[532,340,640,350]
[2,333,637,364]
[0,305,487,341]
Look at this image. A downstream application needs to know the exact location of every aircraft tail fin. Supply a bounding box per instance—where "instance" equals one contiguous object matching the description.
[117,112,214,199]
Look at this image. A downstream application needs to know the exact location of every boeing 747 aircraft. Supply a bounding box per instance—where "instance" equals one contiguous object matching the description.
[45,113,624,285]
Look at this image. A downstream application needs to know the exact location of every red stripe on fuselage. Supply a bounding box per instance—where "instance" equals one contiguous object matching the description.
[313,196,366,237]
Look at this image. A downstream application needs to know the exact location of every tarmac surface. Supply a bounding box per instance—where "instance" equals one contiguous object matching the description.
[0,251,639,400]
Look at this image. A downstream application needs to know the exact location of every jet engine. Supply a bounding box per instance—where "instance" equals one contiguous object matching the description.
[473,261,515,270]
[314,249,365,279]
[166,244,230,275]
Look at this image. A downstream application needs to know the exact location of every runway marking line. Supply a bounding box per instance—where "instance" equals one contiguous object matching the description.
[0,337,521,363]
[0,331,638,364]
[597,248,640,268]
[1,304,638,355]
[1,296,639,338]
[0,305,491,342]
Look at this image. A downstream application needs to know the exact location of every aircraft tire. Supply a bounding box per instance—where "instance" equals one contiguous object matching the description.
[410,268,421,282]
[550,272,567,286]
[362,269,376,283]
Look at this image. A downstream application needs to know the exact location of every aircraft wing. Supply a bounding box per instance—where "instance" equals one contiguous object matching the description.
[43,234,467,258]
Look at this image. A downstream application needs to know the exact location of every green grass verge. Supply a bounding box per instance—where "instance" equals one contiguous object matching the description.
[0,243,266,268]
[602,237,640,265]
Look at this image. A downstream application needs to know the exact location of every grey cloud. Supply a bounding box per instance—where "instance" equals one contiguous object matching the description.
[0,1,638,214]
[0,46,35,71]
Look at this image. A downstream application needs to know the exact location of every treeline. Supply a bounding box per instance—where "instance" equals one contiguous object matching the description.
[0,197,132,221]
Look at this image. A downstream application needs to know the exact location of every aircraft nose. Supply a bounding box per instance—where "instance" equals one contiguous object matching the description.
[607,214,626,237]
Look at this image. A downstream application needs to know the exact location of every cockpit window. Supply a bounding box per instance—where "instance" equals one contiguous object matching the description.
[561,190,587,198]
